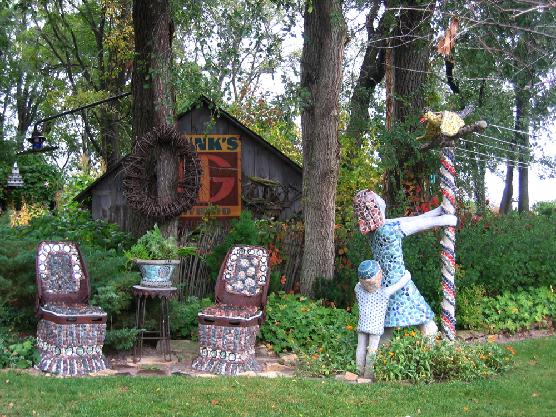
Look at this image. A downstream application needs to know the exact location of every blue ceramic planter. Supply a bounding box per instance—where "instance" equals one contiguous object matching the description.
[136,260,180,288]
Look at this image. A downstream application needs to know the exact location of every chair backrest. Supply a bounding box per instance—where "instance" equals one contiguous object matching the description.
[214,245,271,308]
[36,241,90,306]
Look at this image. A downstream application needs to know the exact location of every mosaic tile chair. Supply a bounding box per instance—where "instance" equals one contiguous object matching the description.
[35,241,107,376]
[192,245,270,375]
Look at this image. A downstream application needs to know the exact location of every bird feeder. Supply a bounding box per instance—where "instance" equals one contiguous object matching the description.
[28,127,47,150]
[7,162,24,188]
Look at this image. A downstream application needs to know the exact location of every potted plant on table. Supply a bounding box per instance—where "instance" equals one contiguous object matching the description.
[125,225,197,287]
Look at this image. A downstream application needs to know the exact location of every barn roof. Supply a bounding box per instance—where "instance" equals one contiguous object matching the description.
[75,96,302,203]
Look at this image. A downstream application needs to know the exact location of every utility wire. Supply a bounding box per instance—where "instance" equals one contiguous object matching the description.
[456,154,529,170]
[474,132,531,150]
[489,123,538,137]
[455,146,531,167]
[460,137,527,157]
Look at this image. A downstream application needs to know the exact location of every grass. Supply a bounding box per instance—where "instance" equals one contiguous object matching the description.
[1,337,555,417]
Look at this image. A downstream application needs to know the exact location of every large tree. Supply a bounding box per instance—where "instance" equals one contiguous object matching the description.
[300,0,347,295]
[132,0,177,237]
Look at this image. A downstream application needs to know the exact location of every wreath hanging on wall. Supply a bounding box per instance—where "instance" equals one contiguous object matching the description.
[122,125,202,220]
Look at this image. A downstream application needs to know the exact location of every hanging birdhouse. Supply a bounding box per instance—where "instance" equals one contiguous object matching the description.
[7,162,24,188]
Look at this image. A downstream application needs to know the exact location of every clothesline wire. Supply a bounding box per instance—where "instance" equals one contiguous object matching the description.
[474,132,532,150]
[460,137,528,157]
[489,123,538,137]
[456,154,528,170]
[454,146,531,167]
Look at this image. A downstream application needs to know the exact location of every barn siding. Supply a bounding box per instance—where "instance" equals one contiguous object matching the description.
[83,99,302,232]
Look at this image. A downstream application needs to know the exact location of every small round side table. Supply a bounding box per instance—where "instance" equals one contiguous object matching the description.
[132,285,177,362]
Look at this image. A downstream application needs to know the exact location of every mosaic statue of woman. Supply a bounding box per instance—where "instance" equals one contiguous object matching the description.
[353,189,458,340]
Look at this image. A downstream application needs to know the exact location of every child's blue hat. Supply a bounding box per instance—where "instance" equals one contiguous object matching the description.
[358,259,381,280]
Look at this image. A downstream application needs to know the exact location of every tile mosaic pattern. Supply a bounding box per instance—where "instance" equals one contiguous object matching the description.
[371,222,434,327]
[353,190,385,235]
[37,242,83,294]
[199,304,262,321]
[36,320,106,375]
[192,324,261,375]
[36,241,107,376]
[40,303,107,317]
[223,246,268,296]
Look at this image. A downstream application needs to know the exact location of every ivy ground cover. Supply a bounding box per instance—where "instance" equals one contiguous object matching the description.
[1,337,555,417]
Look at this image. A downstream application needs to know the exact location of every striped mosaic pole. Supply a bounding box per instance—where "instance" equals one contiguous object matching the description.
[439,146,457,340]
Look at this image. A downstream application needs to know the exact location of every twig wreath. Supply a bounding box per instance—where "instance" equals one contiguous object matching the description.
[123,125,202,220]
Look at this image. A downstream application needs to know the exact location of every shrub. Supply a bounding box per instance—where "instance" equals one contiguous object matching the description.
[104,328,140,352]
[260,292,357,375]
[456,284,487,330]
[532,200,556,216]
[481,286,556,333]
[0,211,138,333]
[400,212,556,309]
[205,211,259,279]
[374,331,514,383]
[169,297,213,340]
[0,336,40,369]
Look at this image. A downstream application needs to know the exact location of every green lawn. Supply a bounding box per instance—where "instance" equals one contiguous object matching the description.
[1,337,555,417]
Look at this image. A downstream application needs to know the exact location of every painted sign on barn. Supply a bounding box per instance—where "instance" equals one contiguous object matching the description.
[180,134,242,219]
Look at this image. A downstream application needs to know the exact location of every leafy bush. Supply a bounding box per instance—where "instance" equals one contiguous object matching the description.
[0,211,138,333]
[456,284,487,330]
[532,200,556,216]
[205,211,259,279]
[260,292,357,375]
[169,297,213,340]
[104,328,140,352]
[481,286,556,333]
[0,152,62,208]
[400,212,556,310]
[0,335,40,369]
[374,331,514,383]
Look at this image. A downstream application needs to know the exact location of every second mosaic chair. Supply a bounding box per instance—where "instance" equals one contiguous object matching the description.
[192,245,270,375]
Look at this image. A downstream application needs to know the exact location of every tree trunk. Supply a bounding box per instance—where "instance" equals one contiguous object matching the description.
[132,0,177,237]
[345,1,385,152]
[499,163,514,214]
[383,0,433,208]
[300,0,347,296]
[516,89,529,212]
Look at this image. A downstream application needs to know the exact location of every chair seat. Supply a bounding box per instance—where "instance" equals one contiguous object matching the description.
[39,303,107,324]
[198,304,262,326]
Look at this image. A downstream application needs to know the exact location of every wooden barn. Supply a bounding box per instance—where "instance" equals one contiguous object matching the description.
[75,97,303,236]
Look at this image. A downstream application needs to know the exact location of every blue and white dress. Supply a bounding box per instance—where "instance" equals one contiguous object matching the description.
[370,221,434,327]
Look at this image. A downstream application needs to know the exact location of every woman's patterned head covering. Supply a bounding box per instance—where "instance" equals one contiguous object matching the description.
[358,259,382,292]
[353,189,385,234]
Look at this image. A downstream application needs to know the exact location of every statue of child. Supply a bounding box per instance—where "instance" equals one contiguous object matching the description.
[355,259,412,379]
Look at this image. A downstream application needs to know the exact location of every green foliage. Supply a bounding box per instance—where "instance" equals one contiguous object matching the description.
[481,287,556,334]
[402,212,556,312]
[374,331,514,383]
[104,329,140,352]
[206,211,259,279]
[0,336,40,369]
[0,211,137,333]
[532,200,556,216]
[260,292,357,375]
[456,285,487,330]
[125,225,196,263]
[169,297,213,340]
[0,153,62,207]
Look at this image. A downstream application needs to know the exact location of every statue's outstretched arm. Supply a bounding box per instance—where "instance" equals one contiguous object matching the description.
[397,214,457,236]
